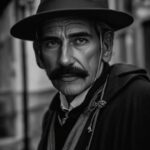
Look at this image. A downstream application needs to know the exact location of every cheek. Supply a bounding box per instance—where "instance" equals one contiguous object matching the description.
[88,46,100,62]
[76,44,100,74]
[41,52,58,71]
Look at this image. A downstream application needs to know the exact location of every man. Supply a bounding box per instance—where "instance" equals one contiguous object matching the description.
[10,0,150,150]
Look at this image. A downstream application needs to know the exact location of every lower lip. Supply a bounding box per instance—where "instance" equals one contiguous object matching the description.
[60,76,79,82]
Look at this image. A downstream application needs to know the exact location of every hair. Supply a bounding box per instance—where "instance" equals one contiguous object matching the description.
[94,21,114,40]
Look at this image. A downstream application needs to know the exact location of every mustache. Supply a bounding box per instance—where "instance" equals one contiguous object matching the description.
[50,66,89,80]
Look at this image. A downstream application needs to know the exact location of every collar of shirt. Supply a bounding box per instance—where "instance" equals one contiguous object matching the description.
[59,87,91,112]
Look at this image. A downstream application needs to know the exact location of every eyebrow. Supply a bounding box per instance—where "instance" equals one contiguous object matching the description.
[39,32,92,42]
[68,32,92,38]
[39,36,60,42]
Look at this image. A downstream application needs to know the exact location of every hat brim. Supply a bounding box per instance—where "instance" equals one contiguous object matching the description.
[10,9,134,41]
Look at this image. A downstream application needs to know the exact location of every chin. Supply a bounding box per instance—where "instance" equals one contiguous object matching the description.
[52,77,92,96]
[54,82,87,96]
[61,88,82,97]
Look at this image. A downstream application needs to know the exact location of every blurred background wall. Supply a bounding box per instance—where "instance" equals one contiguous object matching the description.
[0,0,150,150]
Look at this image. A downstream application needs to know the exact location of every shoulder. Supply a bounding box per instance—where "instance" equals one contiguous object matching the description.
[126,76,150,98]
[106,63,150,101]
[115,63,150,97]
[110,63,148,76]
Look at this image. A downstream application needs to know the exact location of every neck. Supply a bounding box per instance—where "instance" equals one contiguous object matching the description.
[64,87,90,104]
[60,87,91,110]
[65,95,76,103]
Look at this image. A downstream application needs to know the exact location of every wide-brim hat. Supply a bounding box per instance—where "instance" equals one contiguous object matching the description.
[10,0,134,41]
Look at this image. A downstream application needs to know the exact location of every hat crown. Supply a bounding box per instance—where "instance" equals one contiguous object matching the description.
[10,0,133,41]
[37,0,108,13]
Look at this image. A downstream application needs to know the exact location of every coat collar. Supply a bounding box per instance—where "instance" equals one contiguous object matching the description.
[103,63,149,101]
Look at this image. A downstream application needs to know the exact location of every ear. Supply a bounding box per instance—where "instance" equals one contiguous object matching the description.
[33,41,45,68]
[102,31,113,62]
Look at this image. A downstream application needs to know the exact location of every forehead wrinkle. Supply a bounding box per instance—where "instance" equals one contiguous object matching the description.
[41,18,93,38]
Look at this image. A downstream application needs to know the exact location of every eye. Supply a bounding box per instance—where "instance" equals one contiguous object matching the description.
[45,40,59,48]
[41,38,60,50]
[74,37,88,46]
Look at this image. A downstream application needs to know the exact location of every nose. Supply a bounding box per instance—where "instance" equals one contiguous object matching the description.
[59,41,73,66]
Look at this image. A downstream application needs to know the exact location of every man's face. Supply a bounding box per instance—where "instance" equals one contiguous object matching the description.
[37,17,102,97]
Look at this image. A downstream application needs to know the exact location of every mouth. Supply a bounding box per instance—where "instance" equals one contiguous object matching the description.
[59,74,79,82]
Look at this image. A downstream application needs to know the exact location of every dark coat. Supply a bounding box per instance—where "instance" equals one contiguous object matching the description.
[38,64,150,150]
